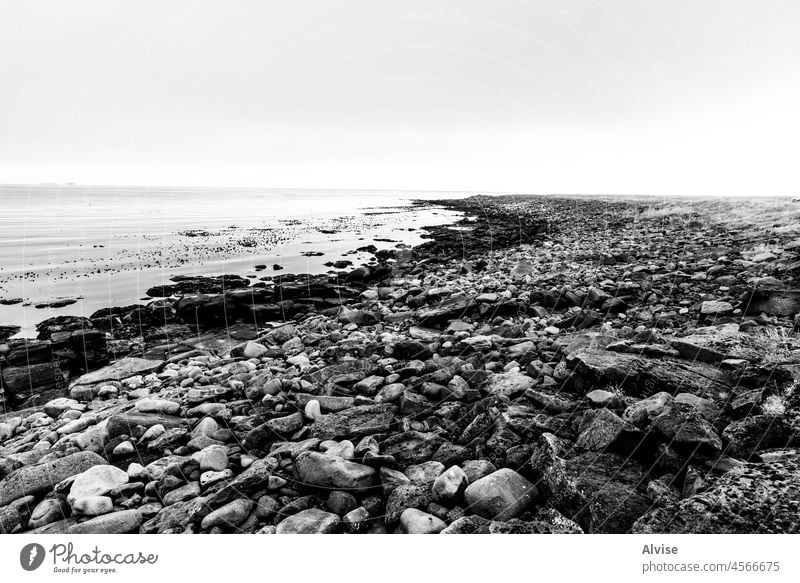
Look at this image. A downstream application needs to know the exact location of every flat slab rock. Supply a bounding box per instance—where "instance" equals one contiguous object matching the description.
[74,357,164,385]
[634,452,800,533]
[568,348,731,399]
[107,412,187,439]
[668,323,800,365]
[0,451,107,507]
[309,403,395,441]
[293,451,375,491]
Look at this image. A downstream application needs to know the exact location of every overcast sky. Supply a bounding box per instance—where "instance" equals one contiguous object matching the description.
[0,0,798,195]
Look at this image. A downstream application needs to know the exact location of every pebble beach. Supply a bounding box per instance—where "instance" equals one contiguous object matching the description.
[1,194,799,534]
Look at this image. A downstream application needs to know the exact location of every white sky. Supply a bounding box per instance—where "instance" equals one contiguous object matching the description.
[0,0,798,195]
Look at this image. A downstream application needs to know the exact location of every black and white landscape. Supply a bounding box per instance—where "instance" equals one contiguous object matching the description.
[1,2,800,536]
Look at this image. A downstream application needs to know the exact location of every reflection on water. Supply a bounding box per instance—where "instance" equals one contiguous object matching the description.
[0,185,469,337]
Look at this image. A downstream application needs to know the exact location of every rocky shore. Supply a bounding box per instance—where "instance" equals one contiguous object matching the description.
[1,195,799,534]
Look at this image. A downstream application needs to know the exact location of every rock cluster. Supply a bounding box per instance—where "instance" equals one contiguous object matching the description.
[1,195,799,533]
[0,317,108,408]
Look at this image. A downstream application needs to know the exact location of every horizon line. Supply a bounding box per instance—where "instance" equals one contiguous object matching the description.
[0,182,796,199]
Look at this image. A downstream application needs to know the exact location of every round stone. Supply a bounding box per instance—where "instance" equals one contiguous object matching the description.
[72,496,113,516]
[199,446,228,472]
[399,508,447,534]
[68,464,129,506]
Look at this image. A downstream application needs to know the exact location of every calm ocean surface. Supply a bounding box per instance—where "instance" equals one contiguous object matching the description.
[0,185,468,337]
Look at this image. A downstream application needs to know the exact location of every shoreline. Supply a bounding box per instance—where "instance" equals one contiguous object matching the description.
[0,192,463,339]
[1,194,799,534]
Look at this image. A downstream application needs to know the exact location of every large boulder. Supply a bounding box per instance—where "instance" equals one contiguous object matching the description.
[530,434,650,533]
[106,412,187,439]
[721,415,791,460]
[0,495,36,534]
[35,315,93,340]
[67,465,129,506]
[634,453,800,533]
[293,451,376,492]
[309,404,395,441]
[0,325,20,342]
[568,349,731,400]
[175,294,238,327]
[275,508,340,534]
[68,509,143,534]
[380,431,446,466]
[417,296,476,326]
[1,362,67,405]
[463,468,537,520]
[203,458,278,510]
[485,372,536,398]
[74,357,163,385]
[575,408,644,454]
[650,403,723,457]
[0,451,106,506]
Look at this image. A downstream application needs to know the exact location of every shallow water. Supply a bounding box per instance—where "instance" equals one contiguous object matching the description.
[0,185,468,337]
